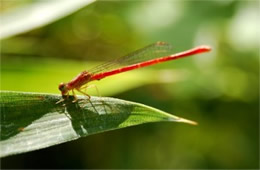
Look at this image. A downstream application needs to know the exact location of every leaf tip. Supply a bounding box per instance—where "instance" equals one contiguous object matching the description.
[169,117,198,125]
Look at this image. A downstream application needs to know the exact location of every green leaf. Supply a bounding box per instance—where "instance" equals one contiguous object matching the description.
[0,91,196,158]
[0,0,95,39]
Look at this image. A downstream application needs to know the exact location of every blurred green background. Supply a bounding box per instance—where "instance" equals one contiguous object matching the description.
[0,0,259,169]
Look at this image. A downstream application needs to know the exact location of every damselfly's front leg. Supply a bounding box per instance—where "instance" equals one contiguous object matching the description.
[56,92,70,104]
[56,98,65,104]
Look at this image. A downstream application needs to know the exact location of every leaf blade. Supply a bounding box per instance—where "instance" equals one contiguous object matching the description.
[0,91,196,157]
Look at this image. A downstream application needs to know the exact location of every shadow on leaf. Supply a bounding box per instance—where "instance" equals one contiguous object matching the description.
[0,92,131,141]
[61,97,132,136]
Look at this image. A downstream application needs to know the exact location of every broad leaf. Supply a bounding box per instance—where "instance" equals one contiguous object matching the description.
[0,91,196,158]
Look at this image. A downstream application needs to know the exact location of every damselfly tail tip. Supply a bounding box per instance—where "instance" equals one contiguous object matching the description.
[198,45,212,52]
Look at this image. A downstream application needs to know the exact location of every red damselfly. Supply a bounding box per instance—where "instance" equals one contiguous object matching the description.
[57,41,211,103]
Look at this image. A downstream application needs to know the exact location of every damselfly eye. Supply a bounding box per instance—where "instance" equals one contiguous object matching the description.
[58,83,66,91]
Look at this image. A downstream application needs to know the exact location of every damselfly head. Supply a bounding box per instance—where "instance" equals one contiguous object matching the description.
[58,82,68,95]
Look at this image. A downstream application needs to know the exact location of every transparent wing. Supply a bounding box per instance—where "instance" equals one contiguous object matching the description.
[88,41,173,74]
